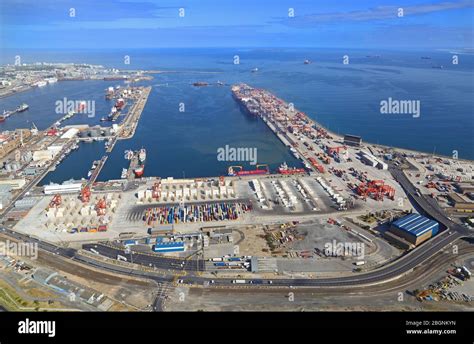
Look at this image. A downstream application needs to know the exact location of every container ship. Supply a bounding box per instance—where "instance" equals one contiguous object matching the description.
[277,162,306,175]
[228,165,269,177]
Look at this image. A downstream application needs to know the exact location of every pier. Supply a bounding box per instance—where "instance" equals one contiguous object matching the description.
[232,83,323,173]
[126,152,141,180]
[88,155,108,185]
[118,86,152,140]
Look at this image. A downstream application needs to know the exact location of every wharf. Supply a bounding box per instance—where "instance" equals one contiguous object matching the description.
[126,152,141,180]
[118,86,151,140]
[232,85,318,172]
[88,155,108,185]
[261,116,292,147]
[106,136,117,153]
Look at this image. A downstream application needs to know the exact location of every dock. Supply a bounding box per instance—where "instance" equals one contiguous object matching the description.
[126,152,141,180]
[232,84,322,172]
[118,86,152,140]
[88,155,108,185]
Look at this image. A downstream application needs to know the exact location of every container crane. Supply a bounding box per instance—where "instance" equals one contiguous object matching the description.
[151,181,161,199]
[49,194,62,208]
[95,197,106,216]
[81,185,91,203]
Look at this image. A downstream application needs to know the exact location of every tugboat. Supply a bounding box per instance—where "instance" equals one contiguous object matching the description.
[304,59,311,64]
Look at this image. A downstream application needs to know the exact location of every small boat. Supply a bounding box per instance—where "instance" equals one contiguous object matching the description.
[138,148,146,163]
[121,168,128,179]
[251,68,258,73]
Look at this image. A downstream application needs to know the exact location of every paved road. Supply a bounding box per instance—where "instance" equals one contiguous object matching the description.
[389,164,470,236]
[82,243,205,272]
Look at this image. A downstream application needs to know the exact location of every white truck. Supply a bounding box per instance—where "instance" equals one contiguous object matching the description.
[117,254,128,262]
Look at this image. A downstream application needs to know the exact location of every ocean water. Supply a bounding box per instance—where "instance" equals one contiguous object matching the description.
[0,48,472,183]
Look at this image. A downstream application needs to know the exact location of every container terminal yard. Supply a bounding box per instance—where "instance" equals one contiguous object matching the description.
[0,79,473,313]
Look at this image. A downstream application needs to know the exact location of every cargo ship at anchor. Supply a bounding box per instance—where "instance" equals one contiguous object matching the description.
[228,164,269,177]
[277,162,306,175]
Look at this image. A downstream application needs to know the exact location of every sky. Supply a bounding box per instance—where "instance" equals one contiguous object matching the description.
[0,0,473,49]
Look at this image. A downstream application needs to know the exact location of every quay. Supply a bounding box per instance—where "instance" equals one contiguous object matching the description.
[231,83,326,174]
[118,86,152,140]
[126,151,141,180]
[88,155,108,185]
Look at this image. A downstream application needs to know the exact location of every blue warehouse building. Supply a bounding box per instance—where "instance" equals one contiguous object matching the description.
[152,241,185,253]
[389,213,439,246]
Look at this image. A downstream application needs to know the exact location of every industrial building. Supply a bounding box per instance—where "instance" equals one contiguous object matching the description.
[389,213,439,246]
[44,182,83,195]
[0,178,26,189]
[447,193,474,213]
[60,128,79,139]
[359,151,388,170]
[456,182,474,195]
[343,134,362,147]
[152,241,185,253]
[0,129,32,159]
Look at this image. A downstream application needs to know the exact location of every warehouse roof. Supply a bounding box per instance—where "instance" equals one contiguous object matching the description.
[392,213,439,237]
